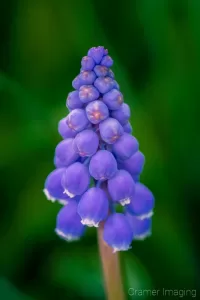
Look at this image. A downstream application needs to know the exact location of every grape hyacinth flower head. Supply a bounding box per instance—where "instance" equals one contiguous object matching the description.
[127,183,155,219]
[112,133,139,161]
[62,162,90,197]
[56,201,85,241]
[44,168,69,204]
[94,76,115,94]
[103,89,124,110]
[126,213,152,240]
[108,170,135,206]
[111,103,130,125]
[66,109,89,132]
[99,118,124,144]
[66,91,83,110]
[73,129,99,157]
[88,46,105,64]
[78,187,109,227]
[58,117,77,139]
[103,213,133,252]
[54,139,79,168]
[118,151,145,177]
[86,100,109,124]
[89,150,117,181]
[44,46,154,253]
[79,85,100,103]
[81,56,95,71]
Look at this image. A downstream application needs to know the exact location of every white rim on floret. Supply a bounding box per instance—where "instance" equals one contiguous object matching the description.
[58,199,68,205]
[120,198,131,206]
[134,230,151,241]
[81,218,99,227]
[112,244,132,253]
[43,189,56,202]
[63,189,75,198]
[137,211,153,220]
[55,229,80,242]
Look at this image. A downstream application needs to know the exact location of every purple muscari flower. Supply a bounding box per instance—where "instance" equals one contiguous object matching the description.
[123,122,132,134]
[101,55,113,68]
[112,133,139,161]
[73,129,99,157]
[66,109,89,132]
[99,117,124,144]
[126,213,152,240]
[108,170,135,206]
[103,89,123,110]
[79,85,100,103]
[66,91,83,110]
[103,213,133,252]
[85,100,109,124]
[58,117,77,139]
[88,46,105,64]
[62,162,90,197]
[89,150,117,181]
[54,139,79,168]
[79,71,96,85]
[81,56,95,71]
[78,187,109,227]
[44,168,69,204]
[94,65,108,77]
[127,183,155,219]
[111,103,130,125]
[56,201,85,241]
[72,75,82,90]
[94,76,115,94]
[118,151,145,178]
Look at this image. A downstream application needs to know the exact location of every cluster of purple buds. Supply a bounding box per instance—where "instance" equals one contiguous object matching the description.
[44,46,155,252]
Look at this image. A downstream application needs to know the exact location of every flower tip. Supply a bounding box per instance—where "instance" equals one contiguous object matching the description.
[63,189,75,198]
[112,245,132,253]
[134,230,152,241]
[81,218,99,227]
[120,198,131,206]
[43,189,56,202]
[58,199,68,205]
[137,211,154,220]
[55,229,80,242]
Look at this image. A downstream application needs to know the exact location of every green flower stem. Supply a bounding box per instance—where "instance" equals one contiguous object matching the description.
[98,221,125,300]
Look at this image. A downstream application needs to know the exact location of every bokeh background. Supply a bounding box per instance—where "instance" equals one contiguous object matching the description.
[0,0,199,299]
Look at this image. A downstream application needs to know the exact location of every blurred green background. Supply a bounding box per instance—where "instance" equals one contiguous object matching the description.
[0,0,199,299]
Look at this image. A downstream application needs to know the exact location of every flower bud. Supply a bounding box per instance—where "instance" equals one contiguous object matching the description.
[127,183,155,219]
[56,201,85,241]
[108,170,135,205]
[78,187,109,227]
[103,213,133,252]
[62,162,90,197]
